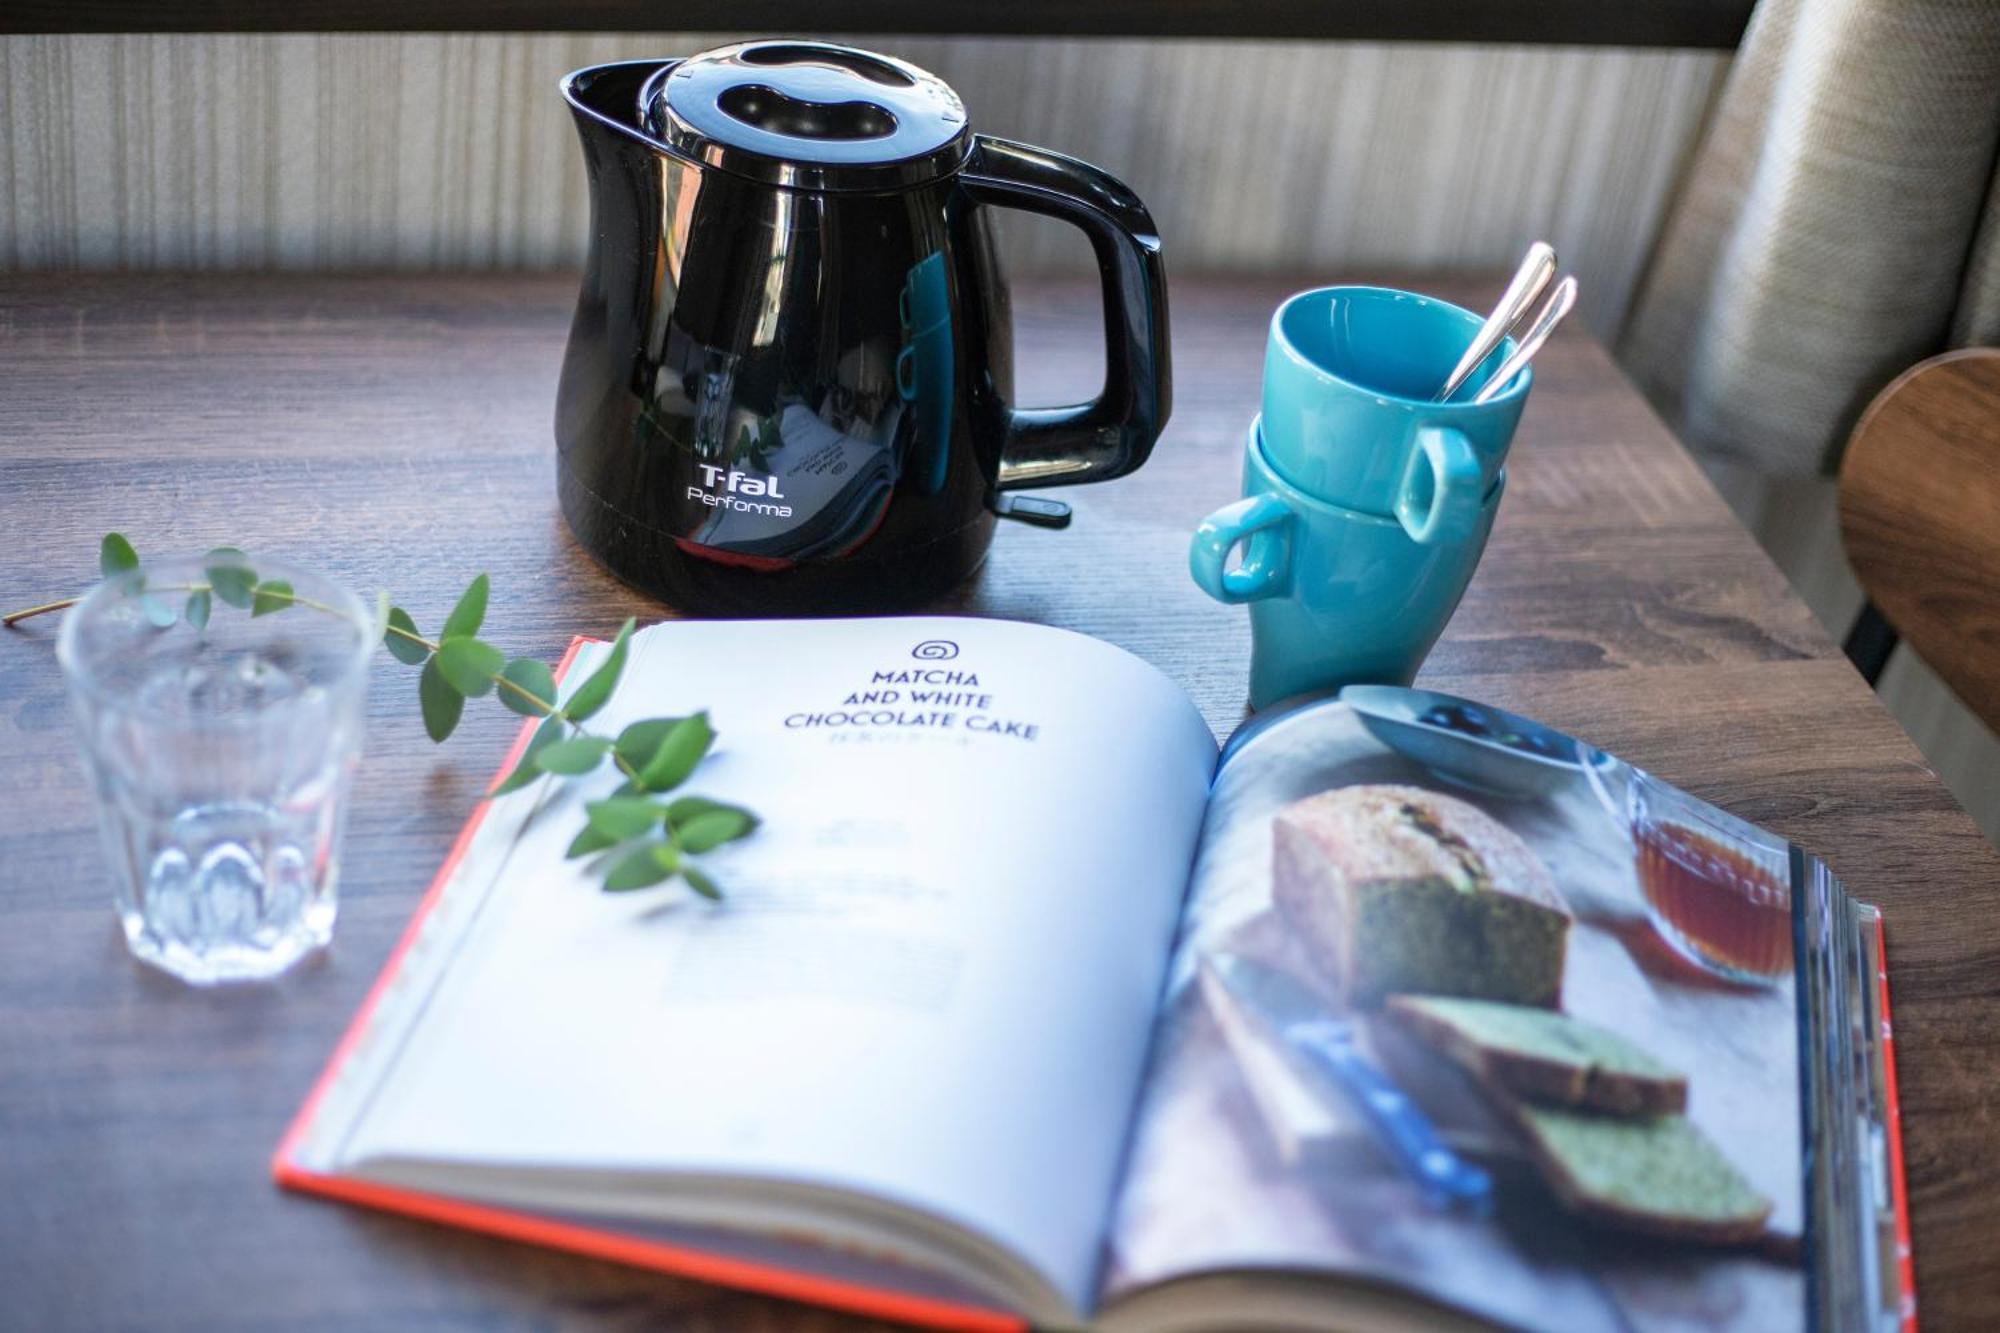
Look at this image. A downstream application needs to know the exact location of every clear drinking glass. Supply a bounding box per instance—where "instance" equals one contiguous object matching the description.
[57,554,371,984]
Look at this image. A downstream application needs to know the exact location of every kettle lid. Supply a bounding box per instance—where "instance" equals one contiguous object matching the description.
[646,41,971,192]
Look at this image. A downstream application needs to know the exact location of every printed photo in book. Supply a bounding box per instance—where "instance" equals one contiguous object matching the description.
[275,617,1912,1333]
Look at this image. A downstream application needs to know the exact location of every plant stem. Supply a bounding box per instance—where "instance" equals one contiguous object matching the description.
[249,586,576,729]
[5,579,647,784]
[354,598,647,781]
[1,596,79,626]
[8,581,587,742]
[11,548,735,895]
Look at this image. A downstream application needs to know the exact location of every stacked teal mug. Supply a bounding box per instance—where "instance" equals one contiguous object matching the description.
[1191,286,1529,710]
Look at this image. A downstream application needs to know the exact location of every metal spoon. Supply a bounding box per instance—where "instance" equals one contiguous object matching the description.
[1434,241,1556,404]
[1471,274,1578,405]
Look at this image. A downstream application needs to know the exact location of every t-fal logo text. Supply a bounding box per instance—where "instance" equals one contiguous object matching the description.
[689,464,793,517]
[696,465,786,499]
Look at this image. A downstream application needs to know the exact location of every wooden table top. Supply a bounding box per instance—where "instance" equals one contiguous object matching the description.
[2,271,1996,1330]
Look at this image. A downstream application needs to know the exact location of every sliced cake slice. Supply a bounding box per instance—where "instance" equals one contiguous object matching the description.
[1272,784,1571,1009]
[1385,994,1688,1116]
[1507,1102,1773,1245]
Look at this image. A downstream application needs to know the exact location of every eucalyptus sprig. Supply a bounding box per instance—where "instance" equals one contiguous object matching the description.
[5,534,757,899]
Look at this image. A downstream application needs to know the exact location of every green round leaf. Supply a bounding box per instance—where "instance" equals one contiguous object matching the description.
[384,607,429,665]
[207,563,256,609]
[615,715,688,769]
[533,735,612,776]
[663,794,752,830]
[565,825,619,860]
[418,656,465,742]
[602,841,679,892]
[564,618,634,723]
[183,588,212,631]
[490,715,564,796]
[585,796,666,842]
[681,865,722,900]
[636,712,714,792]
[99,533,139,576]
[499,657,556,717]
[675,807,756,853]
[435,636,504,697]
[250,579,295,617]
[441,573,490,641]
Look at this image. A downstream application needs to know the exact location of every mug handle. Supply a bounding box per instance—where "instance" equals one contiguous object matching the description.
[1395,425,1485,545]
[957,136,1171,491]
[1190,493,1293,604]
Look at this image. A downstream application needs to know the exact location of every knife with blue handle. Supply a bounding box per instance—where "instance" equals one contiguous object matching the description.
[1210,953,1494,1216]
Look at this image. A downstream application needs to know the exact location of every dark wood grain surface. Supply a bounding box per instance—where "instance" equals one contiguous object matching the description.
[2,271,1995,1330]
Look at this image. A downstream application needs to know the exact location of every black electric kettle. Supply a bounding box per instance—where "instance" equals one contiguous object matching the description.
[556,40,1171,614]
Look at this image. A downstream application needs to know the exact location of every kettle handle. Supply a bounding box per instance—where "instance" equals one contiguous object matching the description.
[958,136,1172,491]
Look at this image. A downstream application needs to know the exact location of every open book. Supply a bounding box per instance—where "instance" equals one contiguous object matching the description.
[276,617,1913,1333]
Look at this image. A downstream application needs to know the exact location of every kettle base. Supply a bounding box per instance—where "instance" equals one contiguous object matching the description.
[557,459,997,617]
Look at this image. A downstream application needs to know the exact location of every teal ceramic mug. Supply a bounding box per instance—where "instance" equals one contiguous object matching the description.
[1191,416,1504,710]
[1261,286,1528,544]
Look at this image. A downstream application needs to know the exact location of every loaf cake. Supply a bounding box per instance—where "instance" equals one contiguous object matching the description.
[1507,1102,1773,1244]
[1386,995,1687,1115]
[1272,784,1570,1009]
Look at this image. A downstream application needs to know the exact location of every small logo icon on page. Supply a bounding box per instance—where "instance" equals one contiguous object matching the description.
[912,639,959,661]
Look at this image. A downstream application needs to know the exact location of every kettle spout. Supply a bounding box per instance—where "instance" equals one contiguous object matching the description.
[560,59,681,155]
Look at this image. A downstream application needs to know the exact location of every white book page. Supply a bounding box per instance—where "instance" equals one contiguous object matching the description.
[323,616,1216,1313]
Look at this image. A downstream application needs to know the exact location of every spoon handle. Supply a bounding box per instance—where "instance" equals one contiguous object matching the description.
[1435,241,1556,404]
[1471,275,1578,405]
